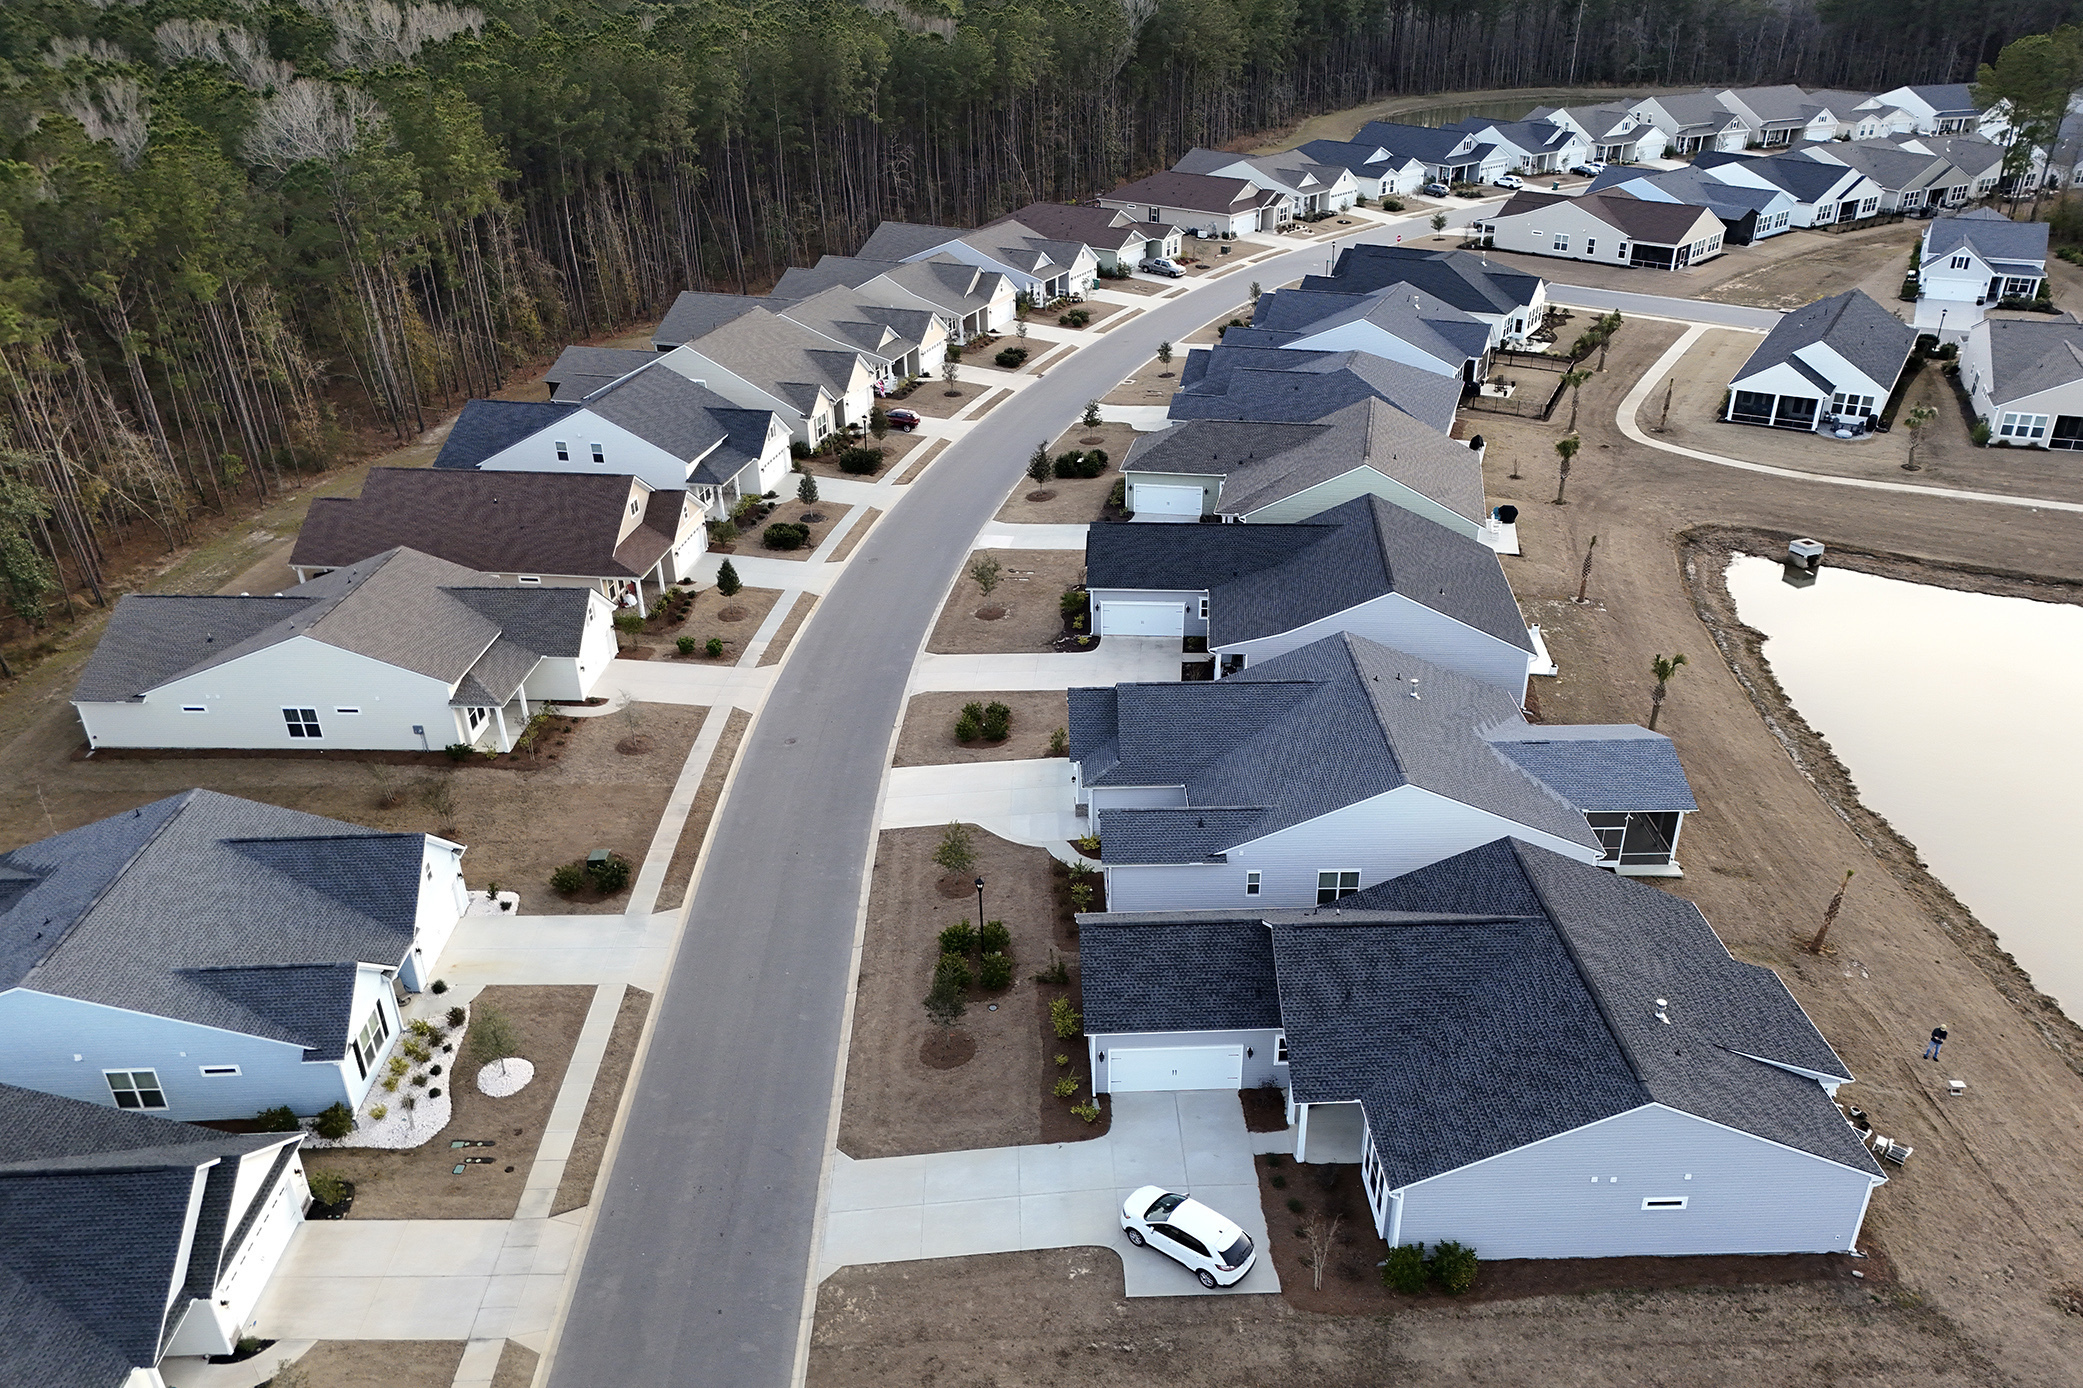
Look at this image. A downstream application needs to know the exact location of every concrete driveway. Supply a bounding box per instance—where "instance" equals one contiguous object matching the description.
[909,638,1183,693]
[820,1091,1279,1298]
[879,758,1084,857]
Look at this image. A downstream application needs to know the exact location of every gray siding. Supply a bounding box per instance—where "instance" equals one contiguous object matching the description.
[1125,470,1222,512]
[1215,592,1528,698]
[1383,1102,1879,1259]
[1088,587,1210,636]
[1090,1028,1285,1095]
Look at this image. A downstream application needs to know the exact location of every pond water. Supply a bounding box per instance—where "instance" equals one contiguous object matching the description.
[1725,555,2083,1016]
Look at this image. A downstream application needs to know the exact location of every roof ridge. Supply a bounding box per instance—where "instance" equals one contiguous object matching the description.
[1506,840,1652,1091]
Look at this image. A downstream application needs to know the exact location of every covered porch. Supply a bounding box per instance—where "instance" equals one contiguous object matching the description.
[454,687,535,754]
[1587,809,1686,876]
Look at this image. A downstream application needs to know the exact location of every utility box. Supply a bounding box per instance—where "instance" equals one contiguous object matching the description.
[1787,538,1825,572]
[586,848,611,869]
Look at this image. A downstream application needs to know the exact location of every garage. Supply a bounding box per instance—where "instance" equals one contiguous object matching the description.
[1107,1044,1243,1092]
[1098,601,1186,637]
[1129,483,1204,520]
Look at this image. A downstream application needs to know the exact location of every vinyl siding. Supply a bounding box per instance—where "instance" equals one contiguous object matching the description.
[1240,467,1484,539]
[1124,470,1222,512]
[477,411,695,493]
[518,592,617,703]
[1214,591,1529,698]
[1089,1028,1285,1095]
[401,836,469,992]
[1380,1102,1880,1259]
[1089,588,1210,637]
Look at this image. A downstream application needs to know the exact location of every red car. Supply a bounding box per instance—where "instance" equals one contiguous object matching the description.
[884,408,922,431]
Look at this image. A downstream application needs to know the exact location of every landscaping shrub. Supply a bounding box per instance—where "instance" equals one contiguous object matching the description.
[1059,588,1089,624]
[838,445,885,475]
[709,519,738,544]
[978,919,1011,954]
[306,1170,350,1207]
[1034,950,1070,986]
[1057,308,1090,327]
[937,919,978,956]
[1072,832,1101,857]
[1383,1242,1428,1294]
[705,637,724,657]
[587,853,632,894]
[797,473,819,503]
[677,635,697,655]
[428,1087,442,1099]
[980,700,1012,742]
[730,493,764,523]
[933,821,978,872]
[446,1005,467,1028]
[994,346,1028,367]
[716,559,741,596]
[255,1105,300,1133]
[1026,445,1052,483]
[430,979,448,994]
[1428,1239,1479,1294]
[1382,196,1405,211]
[762,521,811,550]
[1286,1196,1304,1214]
[979,953,1014,990]
[1108,477,1125,509]
[790,440,811,459]
[935,951,973,992]
[312,1102,355,1140]
[1971,419,1991,445]
[1055,1053,1070,1066]
[613,612,644,639]
[444,742,475,761]
[1071,1100,1100,1123]
[551,862,587,895]
[1048,726,1068,757]
[955,701,985,743]
[1083,448,1108,471]
[1270,1173,1287,1189]
[1052,1075,1080,1098]
[1050,995,1082,1038]
[1052,449,1085,478]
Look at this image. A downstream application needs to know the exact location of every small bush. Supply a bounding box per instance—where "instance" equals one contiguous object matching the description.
[838,446,885,475]
[1381,196,1405,212]
[709,519,738,543]
[1071,1100,1101,1123]
[1072,833,1101,857]
[1059,588,1089,622]
[551,862,587,895]
[980,700,1012,742]
[1108,477,1125,509]
[369,1103,388,1120]
[1428,1239,1479,1295]
[255,1105,300,1133]
[1052,449,1084,479]
[428,1064,441,1076]
[677,635,696,655]
[1270,1173,1287,1189]
[430,979,448,994]
[446,1005,467,1028]
[1055,1053,1071,1066]
[306,1170,350,1207]
[1047,725,1068,757]
[1285,1196,1305,1214]
[309,1100,354,1139]
[1050,995,1082,1038]
[1083,448,1109,471]
[955,701,985,743]
[587,853,632,894]
[933,820,978,873]
[937,919,978,955]
[790,439,811,459]
[716,559,742,596]
[731,493,766,523]
[994,346,1029,367]
[979,952,1014,990]
[762,521,811,550]
[978,919,1011,954]
[1971,419,1991,445]
[705,637,724,657]
[1034,950,1070,986]
[444,742,475,761]
[1052,1075,1081,1099]
[935,951,973,992]
[428,1087,442,1099]
[1383,1242,1428,1294]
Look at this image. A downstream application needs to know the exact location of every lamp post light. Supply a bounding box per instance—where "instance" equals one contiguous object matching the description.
[975,876,985,926]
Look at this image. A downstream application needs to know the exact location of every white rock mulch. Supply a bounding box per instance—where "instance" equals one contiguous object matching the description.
[303,1088,453,1150]
[477,1058,535,1097]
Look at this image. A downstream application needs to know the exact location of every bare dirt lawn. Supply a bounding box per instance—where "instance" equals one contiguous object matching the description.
[490,1341,538,1388]
[552,985,654,1214]
[656,707,753,910]
[926,549,1084,654]
[273,1340,465,1388]
[759,591,823,664]
[651,584,782,666]
[1101,356,1185,408]
[901,382,995,418]
[895,691,1067,767]
[797,429,922,481]
[994,422,1136,525]
[745,499,852,560]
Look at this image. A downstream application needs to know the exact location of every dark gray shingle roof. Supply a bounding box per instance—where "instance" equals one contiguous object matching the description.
[1169,346,1463,434]
[545,346,655,401]
[433,400,579,471]
[1309,244,1544,319]
[652,290,766,349]
[1733,290,1914,392]
[1923,208,2050,266]
[1978,318,2083,405]
[1079,916,1282,1034]
[1485,725,1699,812]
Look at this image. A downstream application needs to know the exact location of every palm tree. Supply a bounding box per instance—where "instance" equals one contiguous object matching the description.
[1902,403,1937,470]
[1561,369,1592,430]
[1807,869,1855,954]
[1552,433,1580,504]
[1648,652,1688,730]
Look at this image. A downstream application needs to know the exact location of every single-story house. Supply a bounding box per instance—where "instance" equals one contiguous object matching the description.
[1069,632,1697,911]
[771,254,1018,341]
[1526,104,1668,165]
[1173,148,1359,215]
[0,789,466,1121]
[1303,244,1548,347]
[652,308,877,445]
[1084,494,1536,697]
[1479,189,1725,271]
[1120,397,1489,537]
[991,203,1182,272]
[1794,141,1968,212]
[1290,139,1429,199]
[1919,207,2049,305]
[73,547,615,753]
[1078,837,1884,1261]
[0,1083,312,1382]
[1890,134,2010,198]
[291,467,705,610]
[758,281,955,384]
[1097,170,1287,238]
[1439,116,1587,174]
[1346,120,1508,186]
[1693,150,1883,228]
[1712,85,1841,147]
[1169,345,1464,435]
[856,219,1099,302]
[1726,290,1915,433]
[1960,317,2083,448]
[1628,93,1749,155]
[1234,284,1495,381]
[1863,84,1988,137]
[1585,165,1799,243]
[544,345,655,400]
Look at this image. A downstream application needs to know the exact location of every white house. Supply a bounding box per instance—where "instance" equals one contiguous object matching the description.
[772,254,1019,341]
[1863,84,1992,138]
[73,548,616,754]
[650,279,954,391]
[1084,494,1537,697]
[857,219,1100,303]
[653,309,877,447]
[1347,120,1512,185]
[1234,283,1497,378]
[1069,632,1698,912]
[1585,165,1799,243]
[1526,104,1668,164]
[1693,150,1883,228]
[1960,318,2083,448]
[1795,141,1968,212]
[1173,148,1359,214]
[1439,116,1588,174]
[1078,837,1884,1261]
[1918,208,2050,304]
[1290,139,1429,198]
[1301,244,1549,347]
[1629,93,1750,154]
[1169,344,1467,436]
[1479,189,1725,271]
[1097,170,1287,238]
[1726,290,1916,434]
[992,203,1183,272]
[0,790,468,1123]
[0,1083,313,1382]
[1712,86,1840,147]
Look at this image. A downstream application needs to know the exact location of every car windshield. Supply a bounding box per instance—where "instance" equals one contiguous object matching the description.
[1143,1192,1187,1219]
[1220,1233,1253,1267]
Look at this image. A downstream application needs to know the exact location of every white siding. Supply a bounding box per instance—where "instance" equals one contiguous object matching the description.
[519,592,617,703]
[1279,322,1461,375]
[1088,588,1210,637]
[1385,1103,1880,1259]
[476,411,693,493]
[400,835,468,992]
[1240,467,1484,540]
[1214,591,1529,699]
[1090,1028,1285,1094]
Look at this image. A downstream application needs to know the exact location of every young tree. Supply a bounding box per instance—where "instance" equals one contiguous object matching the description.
[716,559,741,597]
[1807,869,1856,954]
[969,554,1002,596]
[932,821,977,874]
[797,472,819,504]
[1902,403,1938,470]
[468,1003,520,1076]
[1156,340,1173,374]
[1552,433,1580,504]
[1647,652,1688,730]
[869,405,889,440]
[1431,212,1448,236]
[1561,369,1592,431]
[923,972,966,1056]
[942,358,961,395]
[1027,443,1052,484]
[1082,400,1102,428]
[1575,534,1598,604]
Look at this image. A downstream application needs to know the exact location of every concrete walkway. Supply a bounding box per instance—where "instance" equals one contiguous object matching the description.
[820,1092,1278,1298]
[879,758,1086,858]
[976,522,1090,550]
[909,638,1182,694]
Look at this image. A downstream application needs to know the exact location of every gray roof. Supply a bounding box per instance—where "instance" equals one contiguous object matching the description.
[1103,170,1281,216]
[1087,494,1532,654]
[1636,93,1747,135]
[1484,724,1698,812]
[581,363,744,459]
[1079,917,1282,1034]
[1350,121,1499,167]
[1169,346,1463,434]
[856,222,969,261]
[1588,165,1790,221]
[545,346,655,401]
[1444,117,1579,155]
[1977,318,2083,405]
[1173,148,1352,197]
[1806,141,1958,193]
[1305,244,1545,319]
[1733,290,1914,392]
[1249,285,1494,367]
[432,399,579,470]
[1074,634,1601,865]
[1696,150,1867,204]
[667,307,862,414]
[993,203,1177,251]
[1719,84,1821,127]
[1292,139,1422,177]
[0,790,432,1055]
[1903,83,1979,116]
[1923,208,2049,266]
[652,290,766,350]
[75,548,590,703]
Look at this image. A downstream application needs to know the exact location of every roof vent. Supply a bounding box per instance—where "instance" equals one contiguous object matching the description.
[1655,998,1672,1025]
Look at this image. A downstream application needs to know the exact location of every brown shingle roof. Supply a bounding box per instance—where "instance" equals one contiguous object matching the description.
[1104,170,1282,216]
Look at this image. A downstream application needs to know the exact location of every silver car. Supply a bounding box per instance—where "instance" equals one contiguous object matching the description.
[1138,257,1184,278]
[1119,1186,1256,1287]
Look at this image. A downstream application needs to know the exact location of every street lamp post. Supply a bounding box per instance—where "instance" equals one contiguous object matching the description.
[975,876,985,926]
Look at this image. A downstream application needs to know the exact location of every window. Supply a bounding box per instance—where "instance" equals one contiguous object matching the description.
[590,443,605,463]
[1641,1197,1689,1210]
[105,1069,167,1110]
[2000,412,2049,440]
[1949,254,1971,270]
[2004,277,2038,298]
[467,706,487,730]
[181,705,207,713]
[1617,243,1629,259]
[1585,239,1596,256]
[351,1004,389,1079]
[199,1064,241,1077]
[282,707,321,739]
[1552,233,1569,252]
[333,707,361,717]
[1198,597,1210,620]
[554,440,569,462]
[1316,870,1360,904]
[1831,393,1876,418]
[1860,197,1880,217]
[1274,1035,1289,1064]
[1245,870,1261,897]
[1146,206,1160,222]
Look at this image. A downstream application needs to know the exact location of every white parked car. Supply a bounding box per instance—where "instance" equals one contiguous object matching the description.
[1493,173,1524,189]
[1119,1186,1257,1287]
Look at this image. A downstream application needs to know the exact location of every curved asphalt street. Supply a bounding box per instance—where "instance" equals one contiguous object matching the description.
[546,244,1347,1388]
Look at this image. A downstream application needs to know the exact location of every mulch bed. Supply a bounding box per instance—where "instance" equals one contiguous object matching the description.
[920,1031,978,1069]
[615,647,655,660]
[975,605,1007,621]
[1240,1086,1288,1133]
[1036,971,1108,1142]
[1026,489,1055,501]
[719,605,750,622]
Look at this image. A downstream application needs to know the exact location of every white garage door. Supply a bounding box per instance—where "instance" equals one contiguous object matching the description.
[1108,1045,1244,1092]
[1099,601,1186,637]
[1131,483,1204,518]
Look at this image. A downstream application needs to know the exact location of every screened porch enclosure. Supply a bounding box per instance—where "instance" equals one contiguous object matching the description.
[1730,389,1820,429]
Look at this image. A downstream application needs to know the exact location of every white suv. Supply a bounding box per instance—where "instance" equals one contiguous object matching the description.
[1119,1186,1257,1287]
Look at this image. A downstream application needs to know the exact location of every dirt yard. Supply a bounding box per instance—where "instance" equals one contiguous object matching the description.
[838,827,1085,1159]
[648,583,781,666]
[656,707,753,910]
[926,550,1084,654]
[269,1340,467,1388]
[759,592,823,664]
[552,985,653,1215]
[1101,357,1186,408]
[901,381,994,418]
[895,691,1067,767]
[749,499,853,560]
[797,429,923,481]
[994,421,1136,525]
[302,984,593,1220]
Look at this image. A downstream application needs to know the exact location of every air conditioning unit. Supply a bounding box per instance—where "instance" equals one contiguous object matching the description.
[1870,1134,1913,1166]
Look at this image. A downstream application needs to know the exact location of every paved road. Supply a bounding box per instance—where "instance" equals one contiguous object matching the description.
[546,245,1341,1388]
[1546,282,1781,330]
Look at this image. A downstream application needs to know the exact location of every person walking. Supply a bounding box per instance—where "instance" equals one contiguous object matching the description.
[1923,1023,1948,1061]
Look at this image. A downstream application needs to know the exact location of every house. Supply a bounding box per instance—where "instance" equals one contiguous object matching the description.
[1960,318,2083,448]
[1291,139,1429,199]
[0,789,466,1121]
[1097,170,1287,238]
[1232,284,1494,381]
[544,345,655,400]
[72,547,615,753]
[1478,190,1726,271]
[290,467,705,610]
[991,203,1182,272]
[1818,94,1916,142]
[1888,134,2010,198]
[1919,208,2049,304]
[1069,633,1698,911]
[1526,104,1668,164]
[1863,84,1988,137]
[1173,148,1359,215]
[1693,150,1883,227]
[1585,164,1799,243]
[1169,345,1464,435]
[1119,397,1488,536]
[1712,86,1839,147]
[1084,494,1536,696]
[0,1083,311,1381]
[1628,93,1750,155]
[1304,244,1548,345]
[1726,290,1915,433]
[651,274,958,402]
[1794,141,1967,212]
[1078,837,1883,1260]
[653,309,876,445]
[855,219,1099,301]
[1438,116,1587,174]
[1348,120,1509,185]
[771,254,1018,340]
[432,368,792,511]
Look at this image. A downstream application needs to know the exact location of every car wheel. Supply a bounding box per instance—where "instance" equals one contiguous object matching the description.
[1197,1269,1218,1288]
[1125,1227,1146,1247]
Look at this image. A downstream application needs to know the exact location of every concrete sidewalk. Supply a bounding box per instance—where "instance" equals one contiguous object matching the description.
[820,1092,1278,1297]
[977,522,1089,550]
[909,638,1182,693]
[880,758,1085,858]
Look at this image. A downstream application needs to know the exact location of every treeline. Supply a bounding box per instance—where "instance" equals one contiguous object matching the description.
[0,0,2078,634]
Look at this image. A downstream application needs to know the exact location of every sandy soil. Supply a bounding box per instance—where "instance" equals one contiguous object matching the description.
[994,422,1136,525]
[797,430,922,481]
[746,499,852,560]
[759,592,823,664]
[1102,357,1186,408]
[272,1340,466,1388]
[1698,225,1922,310]
[895,691,1067,767]
[902,382,991,418]
[489,1341,537,1388]
[304,985,593,1220]
[657,708,753,910]
[651,584,781,665]
[552,986,654,1215]
[837,827,1076,1159]
[926,550,1085,654]
[894,440,948,483]
[827,515,878,564]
